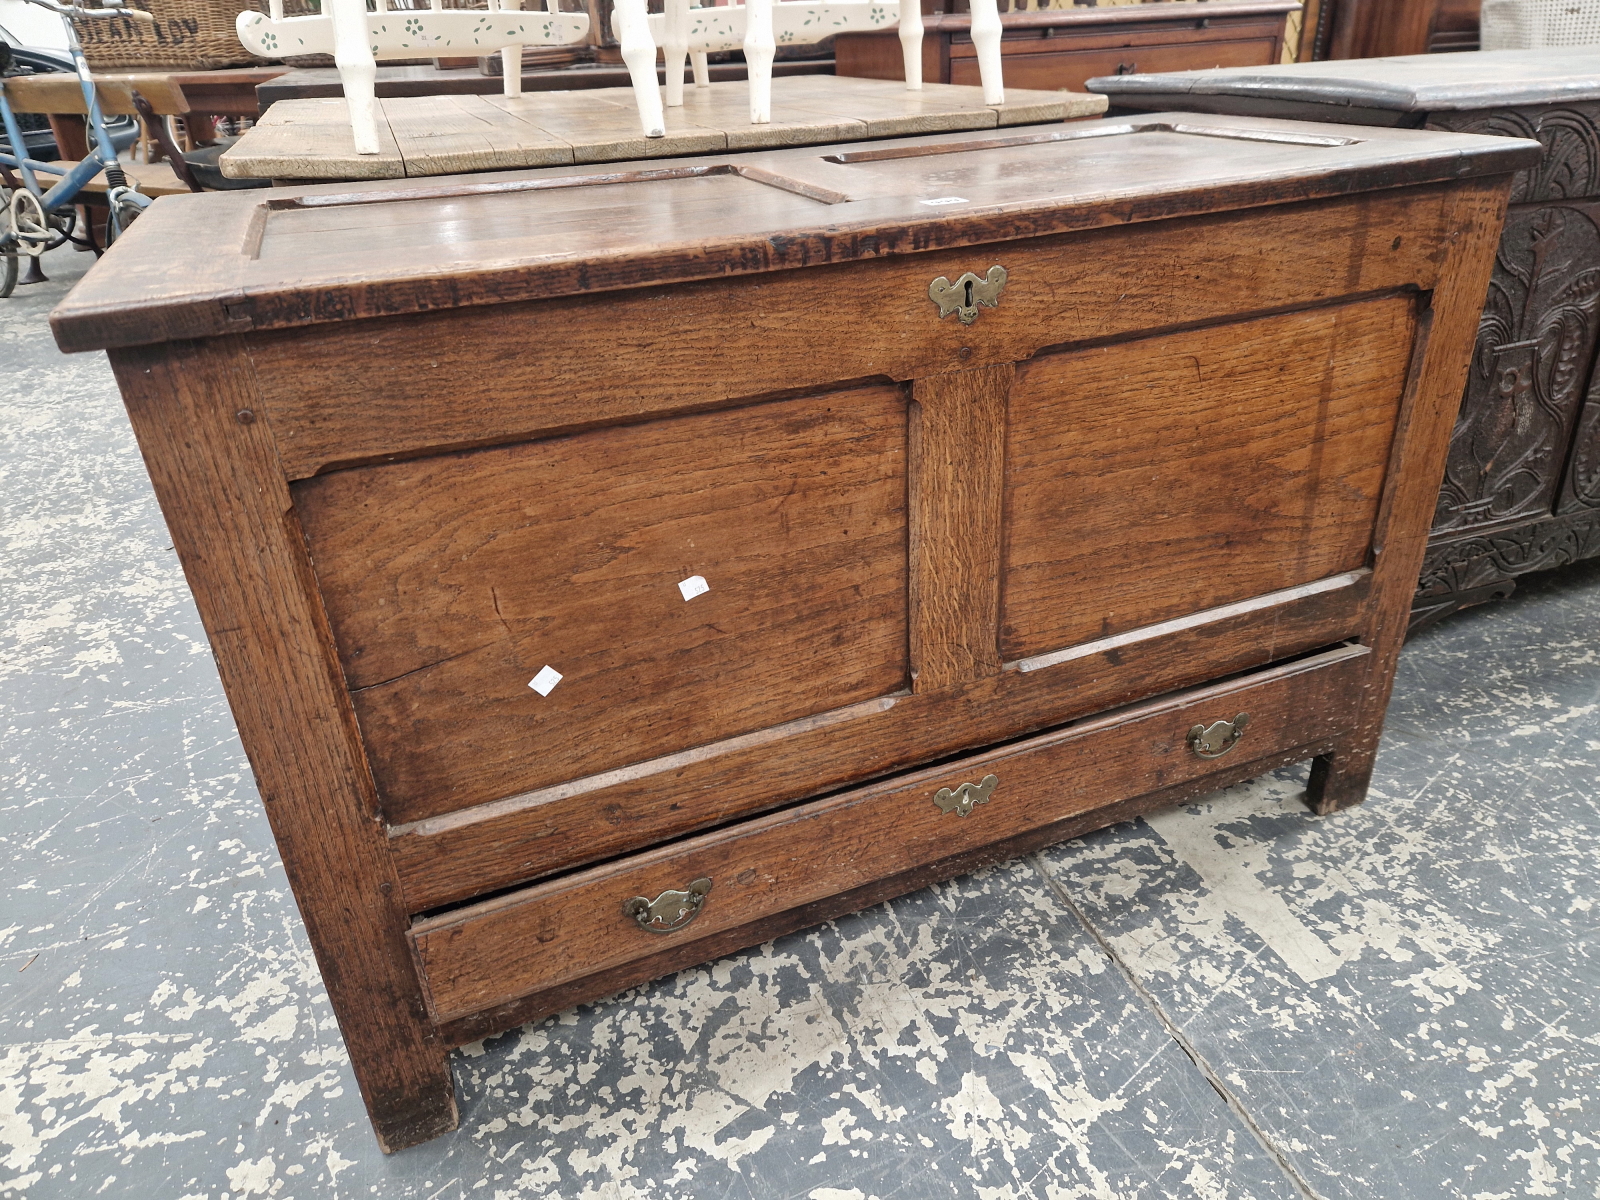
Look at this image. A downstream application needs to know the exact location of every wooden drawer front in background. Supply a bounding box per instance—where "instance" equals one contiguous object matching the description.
[296,386,909,824]
[835,4,1293,92]
[950,38,1277,94]
[1001,296,1415,661]
[409,643,1369,1024]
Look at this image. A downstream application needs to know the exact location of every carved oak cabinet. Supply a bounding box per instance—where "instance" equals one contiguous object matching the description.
[51,114,1533,1149]
[1092,51,1600,627]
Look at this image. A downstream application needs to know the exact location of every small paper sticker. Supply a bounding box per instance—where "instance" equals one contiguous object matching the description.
[920,196,969,206]
[678,575,710,601]
[528,665,562,696]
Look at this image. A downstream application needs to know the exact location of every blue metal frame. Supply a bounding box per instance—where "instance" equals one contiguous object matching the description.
[0,10,150,243]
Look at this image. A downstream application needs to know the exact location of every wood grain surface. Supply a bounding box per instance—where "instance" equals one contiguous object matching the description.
[390,570,1372,912]
[218,77,1100,182]
[910,365,1011,692]
[1306,180,1514,813]
[49,115,1539,354]
[410,645,1368,1024]
[1001,296,1416,659]
[108,340,458,1152]
[430,728,1345,1048]
[245,186,1454,482]
[297,388,909,823]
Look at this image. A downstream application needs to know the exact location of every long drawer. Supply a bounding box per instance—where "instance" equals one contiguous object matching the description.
[409,643,1368,1025]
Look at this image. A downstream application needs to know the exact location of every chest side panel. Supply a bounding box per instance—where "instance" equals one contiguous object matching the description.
[1000,295,1416,660]
[295,385,909,824]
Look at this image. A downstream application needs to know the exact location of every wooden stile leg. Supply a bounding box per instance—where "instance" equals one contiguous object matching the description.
[1300,181,1511,820]
[1305,748,1376,815]
[744,0,775,124]
[692,49,710,88]
[108,339,459,1153]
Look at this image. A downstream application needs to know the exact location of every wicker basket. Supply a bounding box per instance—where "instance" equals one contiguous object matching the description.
[69,0,281,70]
[1481,0,1600,48]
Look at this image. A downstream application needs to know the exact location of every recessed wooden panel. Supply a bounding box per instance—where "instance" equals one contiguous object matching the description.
[1000,296,1416,660]
[295,386,909,824]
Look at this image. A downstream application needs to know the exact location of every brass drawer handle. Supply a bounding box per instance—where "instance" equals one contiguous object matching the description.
[624,877,712,934]
[929,265,1007,325]
[1187,713,1251,758]
[933,773,999,817]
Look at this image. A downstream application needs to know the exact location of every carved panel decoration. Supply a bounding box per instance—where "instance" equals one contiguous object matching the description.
[1433,201,1600,534]
[1413,507,1600,630]
[1428,103,1600,204]
[1561,370,1600,512]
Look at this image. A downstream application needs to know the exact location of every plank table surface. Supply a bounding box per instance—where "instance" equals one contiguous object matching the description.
[221,76,1107,181]
[255,58,834,109]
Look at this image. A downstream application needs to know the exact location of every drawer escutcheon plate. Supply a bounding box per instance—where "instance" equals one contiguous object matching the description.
[932,773,1000,817]
[929,266,1007,325]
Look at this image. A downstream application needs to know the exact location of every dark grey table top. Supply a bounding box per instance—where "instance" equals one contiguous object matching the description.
[1089,48,1600,114]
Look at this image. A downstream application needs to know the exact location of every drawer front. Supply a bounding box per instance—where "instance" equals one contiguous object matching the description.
[951,38,1279,94]
[409,643,1368,1023]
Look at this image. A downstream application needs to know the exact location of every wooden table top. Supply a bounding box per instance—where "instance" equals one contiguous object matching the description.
[221,76,1109,182]
[55,110,1539,354]
[1,66,285,117]
[904,0,1299,33]
[256,59,832,108]
[1091,49,1600,114]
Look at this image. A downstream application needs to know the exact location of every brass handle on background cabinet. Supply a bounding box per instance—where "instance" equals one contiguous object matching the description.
[624,877,712,933]
[1186,713,1251,758]
[932,773,999,817]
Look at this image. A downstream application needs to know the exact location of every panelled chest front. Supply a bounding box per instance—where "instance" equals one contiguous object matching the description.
[1092,50,1600,628]
[52,113,1535,1149]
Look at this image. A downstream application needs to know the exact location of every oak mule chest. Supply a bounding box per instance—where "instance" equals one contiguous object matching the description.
[52,114,1535,1150]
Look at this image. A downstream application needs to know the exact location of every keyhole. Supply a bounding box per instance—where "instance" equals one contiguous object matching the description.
[964,278,974,308]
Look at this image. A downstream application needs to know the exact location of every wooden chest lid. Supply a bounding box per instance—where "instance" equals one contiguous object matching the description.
[50,111,1539,354]
[1089,50,1600,115]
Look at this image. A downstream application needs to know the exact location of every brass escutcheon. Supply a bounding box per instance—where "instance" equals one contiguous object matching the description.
[624,877,712,934]
[929,265,1007,325]
[932,773,999,817]
[1186,713,1251,759]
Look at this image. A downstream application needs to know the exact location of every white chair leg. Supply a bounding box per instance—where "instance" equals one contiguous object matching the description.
[744,0,774,124]
[499,0,523,96]
[969,0,1003,106]
[898,0,923,90]
[691,50,710,88]
[330,0,380,155]
[663,0,690,107]
[501,46,524,96]
[614,0,666,137]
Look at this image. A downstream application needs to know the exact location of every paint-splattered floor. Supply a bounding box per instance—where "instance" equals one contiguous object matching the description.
[3,242,1597,1200]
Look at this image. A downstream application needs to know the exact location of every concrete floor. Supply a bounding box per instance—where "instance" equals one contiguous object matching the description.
[2,242,1598,1200]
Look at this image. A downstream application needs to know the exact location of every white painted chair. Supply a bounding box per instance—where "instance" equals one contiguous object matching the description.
[646,0,1004,124]
[235,0,650,155]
